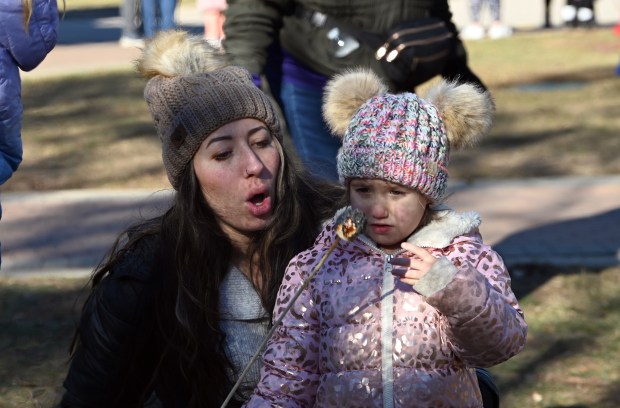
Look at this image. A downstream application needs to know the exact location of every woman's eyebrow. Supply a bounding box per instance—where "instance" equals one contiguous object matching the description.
[206,125,269,148]
[205,135,232,148]
[248,125,269,136]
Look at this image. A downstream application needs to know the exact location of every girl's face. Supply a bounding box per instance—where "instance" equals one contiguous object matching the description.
[193,118,281,245]
[349,178,429,251]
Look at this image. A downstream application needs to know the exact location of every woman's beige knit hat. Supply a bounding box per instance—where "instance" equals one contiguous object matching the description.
[136,30,281,190]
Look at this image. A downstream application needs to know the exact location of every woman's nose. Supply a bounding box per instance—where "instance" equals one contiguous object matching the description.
[243,150,265,177]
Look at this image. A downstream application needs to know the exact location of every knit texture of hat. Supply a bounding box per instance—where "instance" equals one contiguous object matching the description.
[324,69,494,202]
[337,93,449,201]
[144,68,281,189]
[137,30,281,190]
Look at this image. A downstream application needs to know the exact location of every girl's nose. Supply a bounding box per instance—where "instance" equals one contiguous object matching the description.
[370,199,388,219]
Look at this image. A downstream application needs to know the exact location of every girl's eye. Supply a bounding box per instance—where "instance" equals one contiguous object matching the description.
[354,187,370,194]
[390,189,405,196]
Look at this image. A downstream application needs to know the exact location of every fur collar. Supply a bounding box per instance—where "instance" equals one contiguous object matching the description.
[407,205,481,248]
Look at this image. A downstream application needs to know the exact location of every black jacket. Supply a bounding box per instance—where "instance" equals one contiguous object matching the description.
[224,0,484,91]
[60,235,190,407]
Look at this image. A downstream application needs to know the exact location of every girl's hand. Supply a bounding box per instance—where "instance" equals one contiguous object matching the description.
[389,242,437,286]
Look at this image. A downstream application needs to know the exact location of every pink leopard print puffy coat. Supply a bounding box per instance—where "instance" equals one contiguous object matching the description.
[245,208,527,408]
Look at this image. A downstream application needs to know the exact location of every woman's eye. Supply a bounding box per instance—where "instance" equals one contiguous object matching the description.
[213,151,232,161]
[254,138,272,148]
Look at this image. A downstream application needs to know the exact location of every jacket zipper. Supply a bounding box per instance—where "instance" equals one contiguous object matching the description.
[358,235,404,408]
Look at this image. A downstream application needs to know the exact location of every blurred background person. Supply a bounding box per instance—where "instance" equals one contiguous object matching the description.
[141,0,177,39]
[560,0,595,27]
[198,0,226,47]
[460,0,513,40]
[224,0,485,183]
[0,0,59,268]
[119,0,144,48]
[544,0,552,28]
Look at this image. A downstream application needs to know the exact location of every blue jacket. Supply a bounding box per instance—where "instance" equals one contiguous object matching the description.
[0,0,58,185]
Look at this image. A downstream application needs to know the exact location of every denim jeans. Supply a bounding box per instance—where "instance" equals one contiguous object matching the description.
[141,0,176,38]
[276,81,340,182]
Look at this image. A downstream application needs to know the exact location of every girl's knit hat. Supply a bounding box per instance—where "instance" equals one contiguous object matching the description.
[323,69,494,201]
[136,30,281,190]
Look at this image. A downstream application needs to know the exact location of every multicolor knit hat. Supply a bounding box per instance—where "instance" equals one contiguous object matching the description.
[322,69,494,201]
[136,30,281,190]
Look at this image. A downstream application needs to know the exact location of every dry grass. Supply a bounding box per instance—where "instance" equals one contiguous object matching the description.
[490,266,620,408]
[9,70,168,191]
[0,276,89,407]
[447,28,620,181]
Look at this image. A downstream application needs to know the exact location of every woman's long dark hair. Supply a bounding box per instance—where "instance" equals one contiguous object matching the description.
[71,140,344,407]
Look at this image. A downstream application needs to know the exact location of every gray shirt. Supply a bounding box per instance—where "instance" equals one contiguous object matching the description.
[219,266,271,400]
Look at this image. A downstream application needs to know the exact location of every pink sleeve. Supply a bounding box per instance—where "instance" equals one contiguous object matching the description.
[244,254,320,407]
[426,240,528,367]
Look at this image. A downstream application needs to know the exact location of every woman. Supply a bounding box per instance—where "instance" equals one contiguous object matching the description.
[60,30,343,407]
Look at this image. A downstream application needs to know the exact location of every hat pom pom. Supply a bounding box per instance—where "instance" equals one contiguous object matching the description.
[136,30,228,79]
[424,80,495,150]
[323,68,388,137]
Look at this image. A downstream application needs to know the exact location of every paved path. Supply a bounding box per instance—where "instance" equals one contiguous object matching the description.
[2,176,619,277]
[3,3,620,277]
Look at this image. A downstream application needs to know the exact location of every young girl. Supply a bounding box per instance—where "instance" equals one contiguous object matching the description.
[244,69,528,407]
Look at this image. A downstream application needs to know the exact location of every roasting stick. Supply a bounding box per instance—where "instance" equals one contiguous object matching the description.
[220,208,367,408]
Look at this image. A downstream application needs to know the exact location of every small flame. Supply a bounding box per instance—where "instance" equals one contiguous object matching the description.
[335,207,367,241]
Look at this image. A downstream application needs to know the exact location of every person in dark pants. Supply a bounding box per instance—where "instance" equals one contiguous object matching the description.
[119,0,144,47]
[141,0,177,38]
[561,0,596,27]
[544,0,552,27]
[224,0,486,183]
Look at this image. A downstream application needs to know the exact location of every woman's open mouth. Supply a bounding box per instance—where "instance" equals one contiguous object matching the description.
[246,192,272,217]
[250,193,265,205]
